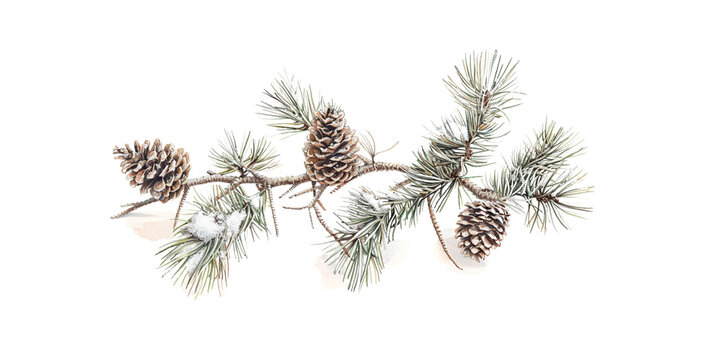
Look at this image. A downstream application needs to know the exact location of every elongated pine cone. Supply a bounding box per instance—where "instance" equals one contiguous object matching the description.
[113,139,191,203]
[456,200,510,261]
[303,105,360,185]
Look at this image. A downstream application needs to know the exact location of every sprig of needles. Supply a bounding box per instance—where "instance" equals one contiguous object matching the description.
[488,120,592,231]
[258,73,324,135]
[209,131,279,176]
[157,186,268,297]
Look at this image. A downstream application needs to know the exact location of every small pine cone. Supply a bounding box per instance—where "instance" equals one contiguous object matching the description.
[113,139,191,203]
[303,105,360,185]
[455,200,510,262]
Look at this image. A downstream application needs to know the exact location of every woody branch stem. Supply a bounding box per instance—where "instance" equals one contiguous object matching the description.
[112,162,496,218]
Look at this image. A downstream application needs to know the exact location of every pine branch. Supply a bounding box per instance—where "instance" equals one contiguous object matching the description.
[111,161,420,219]
[322,51,523,290]
[111,51,592,296]
[399,50,520,214]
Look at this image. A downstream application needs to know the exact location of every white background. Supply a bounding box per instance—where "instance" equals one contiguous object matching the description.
[1,1,718,359]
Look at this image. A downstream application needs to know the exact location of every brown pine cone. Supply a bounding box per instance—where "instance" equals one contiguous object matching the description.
[113,139,191,203]
[303,105,360,185]
[455,200,510,261]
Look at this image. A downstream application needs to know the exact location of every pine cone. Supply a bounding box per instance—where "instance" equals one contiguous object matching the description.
[455,200,510,261]
[303,105,360,185]
[113,139,191,203]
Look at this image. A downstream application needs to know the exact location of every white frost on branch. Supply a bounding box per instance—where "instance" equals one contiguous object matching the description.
[180,210,248,275]
[224,211,246,237]
[185,251,204,274]
[359,189,383,212]
[186,213,224,242]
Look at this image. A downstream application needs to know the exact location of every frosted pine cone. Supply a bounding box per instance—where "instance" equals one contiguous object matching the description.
[303,105,360,185]
[113,139,191,203]
[455,200,510,261]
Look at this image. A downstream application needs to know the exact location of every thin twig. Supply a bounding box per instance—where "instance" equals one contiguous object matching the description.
[288,186,315,198]
[111,198,159,219]
[173,186,189,228]
[279,183,299,198]
[216,179,242,200]
[248,170,279,237]
[313,204,350,257]
[389,179,412,192]
[312,181,326,211]
[427,197,463,270]
[458,177,498,202]
[331,161,408,194]
[329,175,357,194]
[266,183,279,237]
[283,184,327,210]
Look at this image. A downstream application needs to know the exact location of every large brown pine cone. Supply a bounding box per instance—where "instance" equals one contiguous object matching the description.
[113,139,191,203]
[455,200,510,261]
[303,105,360,185]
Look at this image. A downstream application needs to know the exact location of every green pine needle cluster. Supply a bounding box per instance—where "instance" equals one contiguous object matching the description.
[488,120,592,231]
[258,74,324,135]
[444,51,521,117]
[209,131,279,175]
[324,190,412,291]
[158,180,268,297]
